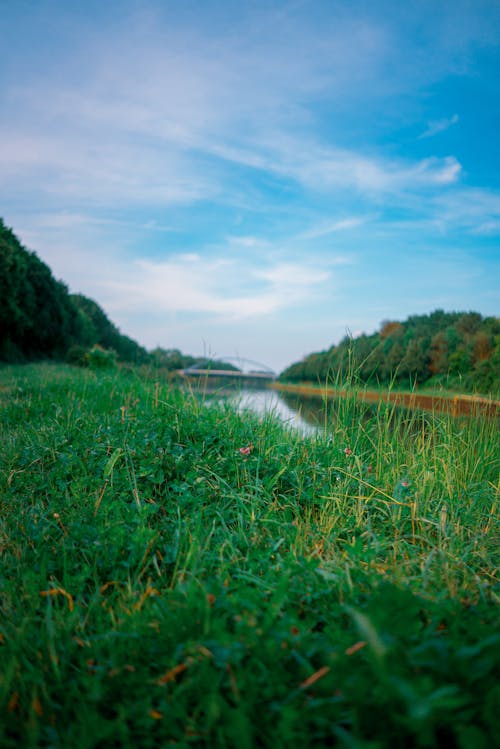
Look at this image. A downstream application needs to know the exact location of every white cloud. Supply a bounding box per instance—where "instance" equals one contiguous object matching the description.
[472,220,500,235]
[0,126,215,207]
[255,263,330,288]
[226,236,267,249]
[205,134,462,195]
[0,4,466,212]
[310,149,461,192]
[299,217,370,239]
[35,212,174,233]
[96,254,332,320]
[418,114,459,139]
[412,156,462,186]
[432,187,500,233]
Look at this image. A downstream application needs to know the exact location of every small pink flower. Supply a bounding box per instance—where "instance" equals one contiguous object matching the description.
[344,447,352,456]
[239,445,253,456]
[401,479,410,488]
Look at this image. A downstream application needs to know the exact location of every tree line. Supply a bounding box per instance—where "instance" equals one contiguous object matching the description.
[280,310,500,393]
[0,218,201,371]
[3,218,498,391]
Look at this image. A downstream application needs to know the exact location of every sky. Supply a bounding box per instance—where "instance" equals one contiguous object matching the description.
[1,0,499,373]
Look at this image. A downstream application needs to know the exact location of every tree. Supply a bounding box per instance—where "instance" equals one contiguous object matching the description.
[456,312,482,337]
[382,341,405,381]
[399,338,429,384]
[0,219,85,360]
[429,332,449,375]
[0,218,148,364]
[380,321,403,340]
[472,340,500,392]
[448,347,471,375]
[70,294,149,363]
[279,309,499,393]
[473,332,493,364]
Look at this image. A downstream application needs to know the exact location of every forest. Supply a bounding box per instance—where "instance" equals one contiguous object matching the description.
[281,310,500,393]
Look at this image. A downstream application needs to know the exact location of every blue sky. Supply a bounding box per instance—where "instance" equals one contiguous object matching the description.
[1,0,499,372]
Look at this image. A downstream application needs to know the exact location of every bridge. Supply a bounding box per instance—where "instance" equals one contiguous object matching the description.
[179,356,277,381]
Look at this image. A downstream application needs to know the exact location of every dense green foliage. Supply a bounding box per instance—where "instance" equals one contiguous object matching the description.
[69,294,149,365]
[0,219,243,374]
[281,310,500,393]
[0,364,498,747]
[0,220,86,361]
[0,219,149,364]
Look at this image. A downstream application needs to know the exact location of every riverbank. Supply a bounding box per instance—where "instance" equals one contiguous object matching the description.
[272,381,499,417]
[1,363,498,748]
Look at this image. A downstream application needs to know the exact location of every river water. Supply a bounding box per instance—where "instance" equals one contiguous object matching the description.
[189,381,491,435]
[196,384,326,435]
[227,387,319,434]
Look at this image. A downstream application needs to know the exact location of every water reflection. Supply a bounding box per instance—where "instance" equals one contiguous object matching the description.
[277,390,378,430]
[190,383,380,434]
[187,381,457,438]
[190,383,320,435]
[229,388,318,435]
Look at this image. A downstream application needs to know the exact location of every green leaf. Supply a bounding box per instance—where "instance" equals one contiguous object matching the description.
[103,448,122,478]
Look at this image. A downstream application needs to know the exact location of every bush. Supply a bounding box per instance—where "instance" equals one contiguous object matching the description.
[86,344,116,369]
[65,344,89,366]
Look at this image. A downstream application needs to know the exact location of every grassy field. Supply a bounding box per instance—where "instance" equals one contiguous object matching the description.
[0,363,498,748]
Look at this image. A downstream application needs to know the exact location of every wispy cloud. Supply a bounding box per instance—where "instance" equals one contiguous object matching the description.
[299,216,372,240]
[207,135,462,195]
[226,236,268,249]
[255,263,329,289]
[432,187,500,233]
[418,114,460,139]
[0,3,466,210]
[35,212,174,233]
[472,220,500,235]
[97,254,332,320]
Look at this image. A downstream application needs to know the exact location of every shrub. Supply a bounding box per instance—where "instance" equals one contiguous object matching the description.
[65,344,89,366]
[86,344,116,369]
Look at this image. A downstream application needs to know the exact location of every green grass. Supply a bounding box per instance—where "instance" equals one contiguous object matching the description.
[0,363,498,748]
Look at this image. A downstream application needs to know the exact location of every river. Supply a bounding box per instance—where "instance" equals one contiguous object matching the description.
[192,381,499,436]
[194,384,327,435]
[226,387,319,434]
[188,381,498,433]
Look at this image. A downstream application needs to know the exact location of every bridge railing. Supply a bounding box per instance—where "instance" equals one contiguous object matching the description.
[179,356,277,380]
[179,369,276,380]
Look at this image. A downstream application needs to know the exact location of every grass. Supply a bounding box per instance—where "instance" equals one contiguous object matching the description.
[0,363,499,748]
